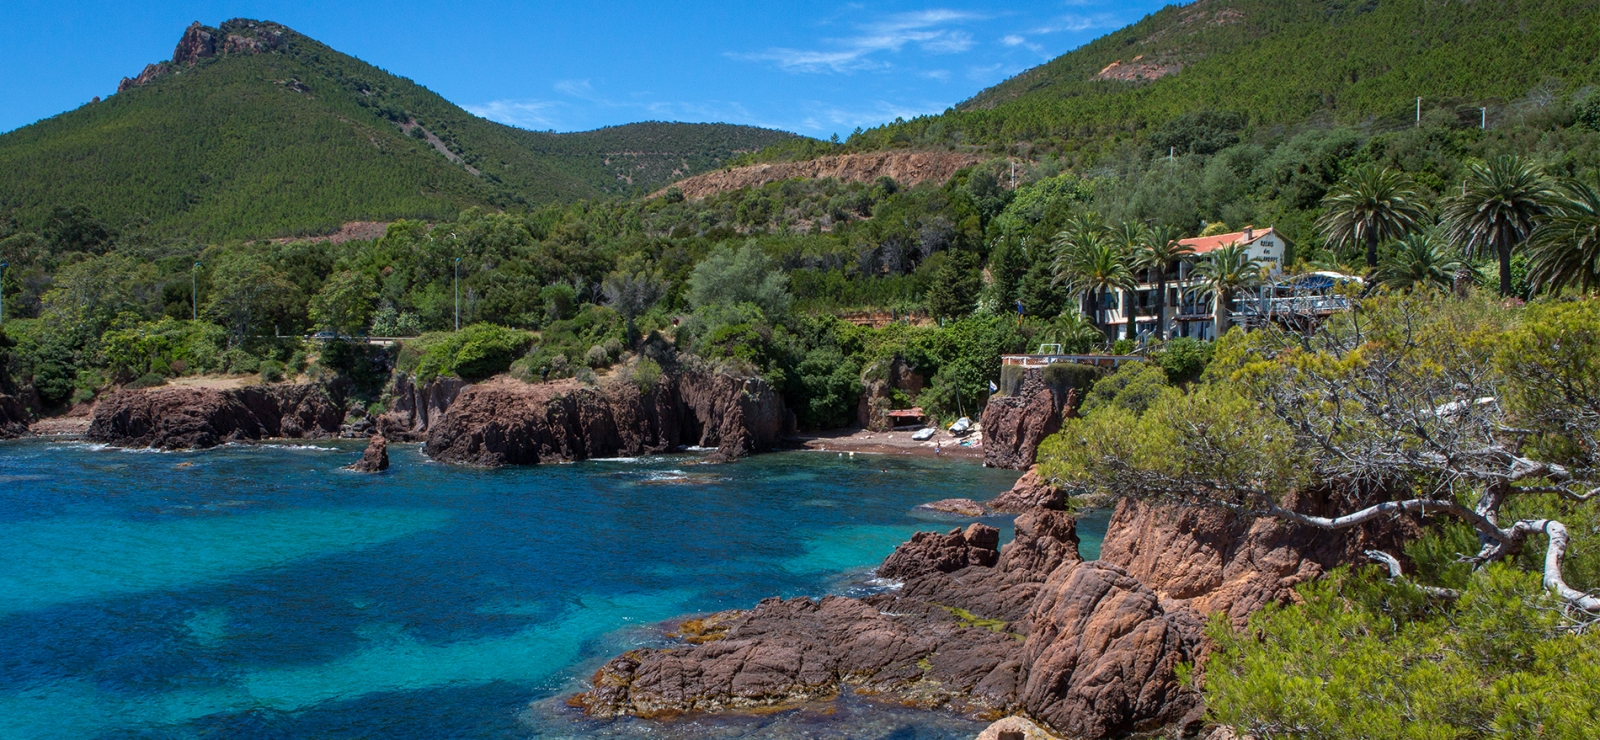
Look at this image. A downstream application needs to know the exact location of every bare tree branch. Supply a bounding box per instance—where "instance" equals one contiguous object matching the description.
[1364,550,1461,599]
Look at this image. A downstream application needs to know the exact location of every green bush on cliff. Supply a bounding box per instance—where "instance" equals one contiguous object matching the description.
[398,323,533,382]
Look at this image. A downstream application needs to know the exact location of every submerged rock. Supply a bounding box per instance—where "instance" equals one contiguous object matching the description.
[975,715,1061,740]
[345,435,389,472]
[87,384,344,449]
[915,498,989,517]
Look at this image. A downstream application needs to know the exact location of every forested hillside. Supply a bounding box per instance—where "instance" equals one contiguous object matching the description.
[0,19,795,241]
[745,0,1600,165]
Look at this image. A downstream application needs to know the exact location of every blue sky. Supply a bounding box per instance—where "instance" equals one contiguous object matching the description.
[1,1,1170,138]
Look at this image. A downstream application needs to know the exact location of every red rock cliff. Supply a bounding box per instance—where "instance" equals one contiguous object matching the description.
[421,371,793,466]
[87,383,345,448]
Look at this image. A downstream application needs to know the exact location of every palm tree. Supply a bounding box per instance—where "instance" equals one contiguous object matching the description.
[1049,212,1109,319]
[1442,155,1557,297]
[1052,222,1136,342]
[1375,232,1466,293]
[1526,174,1600,294]
[1108,222,1152,342]
[1316,164,1430,270]
[1192,244,1262,338]
[1135,225,1193,341]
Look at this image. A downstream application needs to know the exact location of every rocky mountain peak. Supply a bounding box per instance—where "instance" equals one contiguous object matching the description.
[172,21,217,65]
[117,18,291,93]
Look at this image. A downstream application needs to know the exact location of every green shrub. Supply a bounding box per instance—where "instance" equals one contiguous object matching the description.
[1206,565,1600,738]
[1079,362,1168,416]
[634,357,663,392]
[258,360,286,383]
[125,372,168,389]
[585,344,610,368]
[1039,362,1103,397]
[398,323,533,382]
[1153,337,1214,385]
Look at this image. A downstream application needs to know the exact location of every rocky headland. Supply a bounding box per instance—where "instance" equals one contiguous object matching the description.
[84,366,793,467]
[87,383,346,448]
[571,479,1421,738]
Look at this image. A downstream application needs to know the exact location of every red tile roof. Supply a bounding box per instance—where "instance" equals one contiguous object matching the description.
[1179,227,1275,254]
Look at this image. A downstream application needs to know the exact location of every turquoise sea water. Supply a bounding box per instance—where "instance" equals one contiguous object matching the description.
[0,439,1106,739]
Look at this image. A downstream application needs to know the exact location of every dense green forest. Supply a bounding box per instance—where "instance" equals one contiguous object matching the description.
[741,0,1600,168]
[0,19,794,241]
[5,82,1600,427]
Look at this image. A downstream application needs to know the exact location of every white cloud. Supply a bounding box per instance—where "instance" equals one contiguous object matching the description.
[1034,13,1120,34]
[464,99,566,129]
[1000,34,1027,46]
[794,99,947,133]
[733,8,984,73]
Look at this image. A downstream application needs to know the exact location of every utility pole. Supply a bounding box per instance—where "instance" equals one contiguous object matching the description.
[1481,107,1487,130]
[1416,97,1421,127]
[192,262,201,321]
[454,257,461,331]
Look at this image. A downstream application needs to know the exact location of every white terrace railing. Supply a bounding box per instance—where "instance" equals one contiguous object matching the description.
[999,353,1143,369]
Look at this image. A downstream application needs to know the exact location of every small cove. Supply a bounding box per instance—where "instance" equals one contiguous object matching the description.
[0,439,1107,739]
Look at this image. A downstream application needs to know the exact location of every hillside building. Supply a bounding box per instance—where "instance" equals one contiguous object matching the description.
[1089,226,1350,341]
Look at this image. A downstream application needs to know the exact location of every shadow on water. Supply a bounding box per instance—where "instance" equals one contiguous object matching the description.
[0,439,1101,739]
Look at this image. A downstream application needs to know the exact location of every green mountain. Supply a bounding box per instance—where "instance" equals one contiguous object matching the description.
[0,19,797,241]
[843,0,1600,155]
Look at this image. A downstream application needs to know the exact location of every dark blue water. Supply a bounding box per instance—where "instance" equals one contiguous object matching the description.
[0,439,1106,740]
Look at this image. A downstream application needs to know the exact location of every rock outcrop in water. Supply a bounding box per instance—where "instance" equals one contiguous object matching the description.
[87,383,345,448]
[572,506,1200,736]
[423,371,792,466]
[987,466,1064,513]
[346,435,389,472]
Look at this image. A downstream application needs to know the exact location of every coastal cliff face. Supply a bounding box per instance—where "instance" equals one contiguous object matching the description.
[0,393,28,438]
[981,371,1073,470]
[422,371,792,466]
[87,383,344,448]
[1100,487,1423,626]
[377,374,467,441]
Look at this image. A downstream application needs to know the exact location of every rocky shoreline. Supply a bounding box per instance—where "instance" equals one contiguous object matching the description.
[75,367,796,467]
[569,473,1421,738]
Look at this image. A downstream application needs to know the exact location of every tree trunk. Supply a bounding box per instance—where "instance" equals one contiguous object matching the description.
[1365,229,1379,270]
[1497,233,1514,297]
[1155,274,1168,341]
[1124,288,1137,345]
[1213,289,1230,338]
[1100,288,1115,342]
